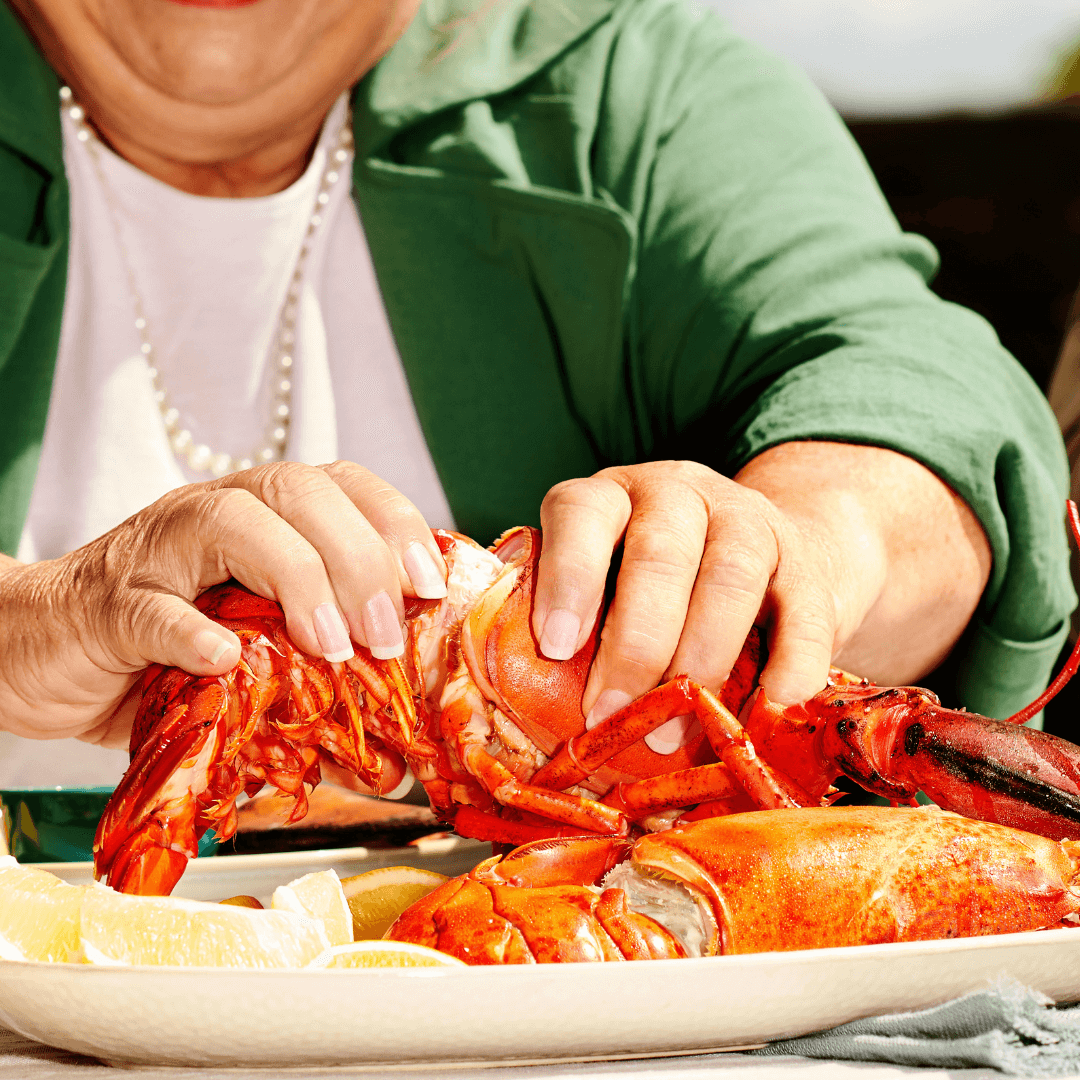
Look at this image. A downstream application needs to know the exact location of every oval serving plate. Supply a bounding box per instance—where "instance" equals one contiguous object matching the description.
[1,928,1080,1069]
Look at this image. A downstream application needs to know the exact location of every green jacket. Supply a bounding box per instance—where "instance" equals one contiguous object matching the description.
[0,0,1073,719]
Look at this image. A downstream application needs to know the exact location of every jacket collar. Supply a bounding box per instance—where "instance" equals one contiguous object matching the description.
[358,0,616,151]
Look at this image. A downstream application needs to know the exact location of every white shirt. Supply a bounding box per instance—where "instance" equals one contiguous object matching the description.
[1,94,453,787]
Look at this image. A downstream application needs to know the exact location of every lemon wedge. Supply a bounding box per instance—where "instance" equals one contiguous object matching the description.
[271,869,352,946]
[340,866,447,941]
[0,856,83,962]
[307,940,465,969]
[80,883,329,967]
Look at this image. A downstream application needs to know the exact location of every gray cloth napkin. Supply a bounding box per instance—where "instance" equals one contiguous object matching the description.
[750,980,1080,1076]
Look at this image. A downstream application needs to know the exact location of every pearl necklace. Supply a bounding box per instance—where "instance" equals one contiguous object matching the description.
[59,86,354,478]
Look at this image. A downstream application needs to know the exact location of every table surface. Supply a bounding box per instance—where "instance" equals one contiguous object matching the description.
[0,1027,1007,1080]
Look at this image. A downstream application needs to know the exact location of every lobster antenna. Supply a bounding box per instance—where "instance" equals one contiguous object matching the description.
[1007,499,1080,725]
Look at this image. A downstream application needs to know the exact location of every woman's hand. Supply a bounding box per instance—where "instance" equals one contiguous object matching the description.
[531,444,992,732]
[0,461,446,748]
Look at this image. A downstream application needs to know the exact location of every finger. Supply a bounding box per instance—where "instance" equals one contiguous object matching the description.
[534,477,631,660]
[211,464,405,660]
[664,514,779,693]
[757,543,836,705]
[322,461,447,600]
[106,588,242,677]
[581,489,709,724]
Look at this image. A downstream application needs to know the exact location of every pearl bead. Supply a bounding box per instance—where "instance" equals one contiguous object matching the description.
[309,214,322,229]
[317,192,330,206]
[187,444,212,471]
[277,379,292,395]
[326,171,338,184]
[210,453,233,478]
[237,458,253,472]
[258,447,275,463]
[69,106,84,122]
[77,130,89,142]
[162,407,180,430]
[334,149,348,163]
[281,330,295,346]
[145,366,158,382]
[153,390,166,405]
[172,429,193,452]
[59,87,72,101]
[140,342,152,355]
[272,426,287,445]
[134,317,146,331]
[275,404,290,420]
[279,355,293,370]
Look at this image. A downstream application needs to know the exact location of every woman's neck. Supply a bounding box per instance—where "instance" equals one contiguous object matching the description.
[9,0,418,197]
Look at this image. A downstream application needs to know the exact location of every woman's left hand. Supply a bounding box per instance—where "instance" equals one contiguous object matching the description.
[531,443,992,730]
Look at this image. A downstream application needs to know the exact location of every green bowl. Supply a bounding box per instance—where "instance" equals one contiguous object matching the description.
[0,787,219,864]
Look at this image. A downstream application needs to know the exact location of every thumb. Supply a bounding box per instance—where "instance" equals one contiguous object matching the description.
[117,590,242,676]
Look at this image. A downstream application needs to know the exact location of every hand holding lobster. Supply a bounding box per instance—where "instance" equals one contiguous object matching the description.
[534,444,991,742]
[0,460,444,750]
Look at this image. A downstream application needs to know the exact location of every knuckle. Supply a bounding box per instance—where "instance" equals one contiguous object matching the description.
[254,461,326,507]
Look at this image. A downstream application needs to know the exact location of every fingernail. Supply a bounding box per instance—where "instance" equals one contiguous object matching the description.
[363,591,405,660]
[403,543,447,599]
[539,608,582,661]
[585,689,634,730]
[313,603,354,663]
[194,629,233,666]
[644,714,701,755]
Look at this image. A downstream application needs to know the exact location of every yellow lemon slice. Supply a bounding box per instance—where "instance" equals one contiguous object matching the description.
[271,869,352,947]
[340,866,447,941]
[80,883,329,968]
[307,940,465,969]
[0,856,83,962]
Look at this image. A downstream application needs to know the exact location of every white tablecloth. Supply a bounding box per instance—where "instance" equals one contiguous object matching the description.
[0,1026,1006,1080]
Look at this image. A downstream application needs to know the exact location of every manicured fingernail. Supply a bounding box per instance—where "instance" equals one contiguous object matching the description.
[539,608,582,661]
[313,603,354,663]
[363,591,405,660]
[403,543,447,599]
[585,689,634,730]
[194,629,234,666]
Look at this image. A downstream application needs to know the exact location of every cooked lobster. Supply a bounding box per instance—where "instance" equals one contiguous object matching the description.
[386,806,1080,961]
[95,509,1080,896]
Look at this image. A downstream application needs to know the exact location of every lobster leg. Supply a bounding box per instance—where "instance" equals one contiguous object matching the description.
[458,744,630,836]
[531,678,816,811]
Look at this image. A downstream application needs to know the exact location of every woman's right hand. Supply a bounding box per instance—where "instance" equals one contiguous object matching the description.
[0,461,446,749]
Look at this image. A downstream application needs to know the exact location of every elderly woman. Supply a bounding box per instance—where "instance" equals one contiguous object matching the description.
[0,0,1070,783]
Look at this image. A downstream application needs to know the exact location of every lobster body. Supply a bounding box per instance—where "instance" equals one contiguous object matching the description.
[95,519,1080,895]
[388,807,1080,961]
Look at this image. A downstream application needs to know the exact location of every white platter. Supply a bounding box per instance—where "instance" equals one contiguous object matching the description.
[2,928,1080,1069]
[36,836,491,905]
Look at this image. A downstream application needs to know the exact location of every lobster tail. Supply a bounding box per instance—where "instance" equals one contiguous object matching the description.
[94,676,230,895]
